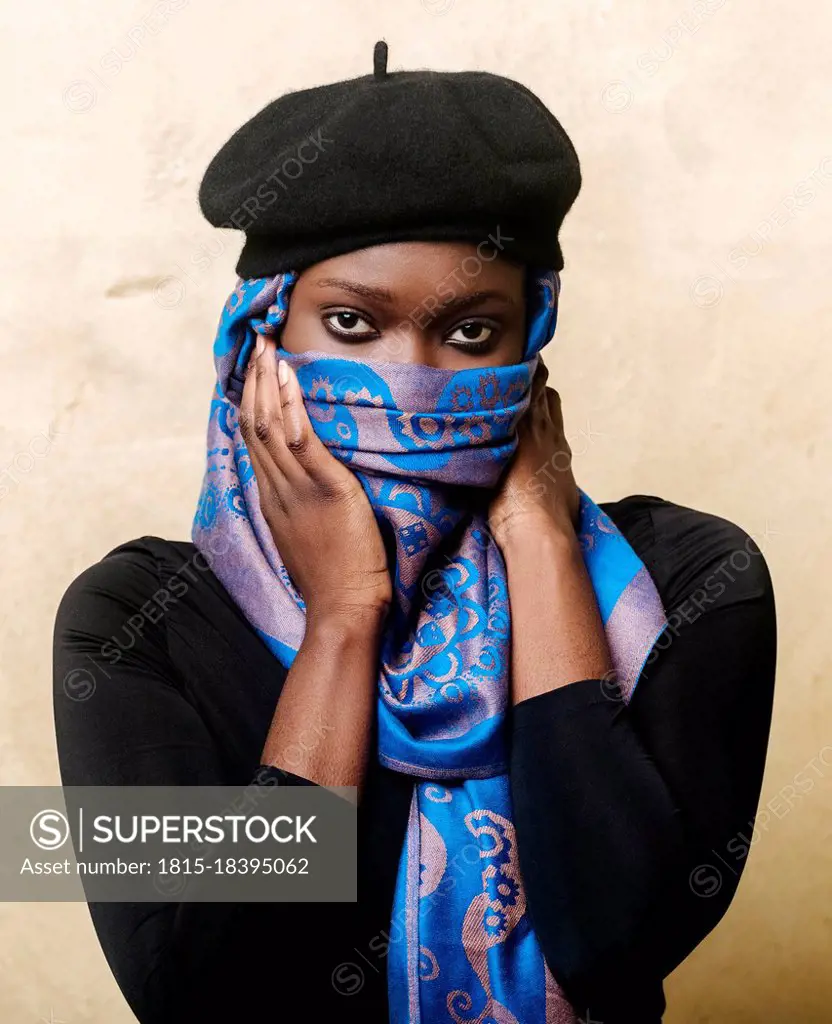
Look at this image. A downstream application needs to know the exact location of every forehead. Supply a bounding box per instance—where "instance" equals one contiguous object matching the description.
[295,241,526,302]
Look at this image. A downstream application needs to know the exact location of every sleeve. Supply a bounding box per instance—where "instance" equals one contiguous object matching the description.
[52,543,369,1024]
[508,503,777,1020]
[252,764,318,786]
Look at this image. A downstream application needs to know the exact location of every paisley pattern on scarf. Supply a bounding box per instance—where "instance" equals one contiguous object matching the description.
[193,268,668,1023]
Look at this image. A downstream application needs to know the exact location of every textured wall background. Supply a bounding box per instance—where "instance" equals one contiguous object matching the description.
[2,0,830,1021]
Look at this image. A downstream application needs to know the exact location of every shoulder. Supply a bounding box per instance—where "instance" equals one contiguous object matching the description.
[599,493,774,613]
[55,536,202,636]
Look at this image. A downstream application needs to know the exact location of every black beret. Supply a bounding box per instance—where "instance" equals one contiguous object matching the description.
[198,41,581,277]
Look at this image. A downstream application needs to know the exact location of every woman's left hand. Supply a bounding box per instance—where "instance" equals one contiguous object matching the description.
[488,361,580,548]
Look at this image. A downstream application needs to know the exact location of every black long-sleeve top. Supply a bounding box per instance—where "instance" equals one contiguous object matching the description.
[52,494,776,1023]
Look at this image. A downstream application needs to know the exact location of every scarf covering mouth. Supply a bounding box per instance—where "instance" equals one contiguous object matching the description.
[193,270,668,1023]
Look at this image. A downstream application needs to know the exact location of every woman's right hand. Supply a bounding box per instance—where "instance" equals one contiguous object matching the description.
[239,335,392,623]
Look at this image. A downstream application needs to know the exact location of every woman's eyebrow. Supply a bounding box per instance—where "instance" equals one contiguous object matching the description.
[314,279,515,315]
[435,290,516,317]
[314,278,396,303]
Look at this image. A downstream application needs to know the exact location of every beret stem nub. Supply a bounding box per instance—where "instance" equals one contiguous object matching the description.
[373,40,389,80]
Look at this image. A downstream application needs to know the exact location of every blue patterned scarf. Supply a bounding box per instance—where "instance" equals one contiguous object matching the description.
[193,269,667,1023]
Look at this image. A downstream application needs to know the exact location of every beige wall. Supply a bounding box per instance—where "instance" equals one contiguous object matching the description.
[2,0,830,1020]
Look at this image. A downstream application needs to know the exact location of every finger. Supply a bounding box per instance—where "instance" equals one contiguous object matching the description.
[278,359,328,470]
[252,335,287,457]
[530,360,549,407]
[239,338,288,489]
[239,352,286,512]
[258,333,284,427]
[247,435,285,519]
[545,387,565,430]
[239,343,263,455]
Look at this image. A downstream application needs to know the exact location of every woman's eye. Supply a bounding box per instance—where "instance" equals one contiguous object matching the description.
[446,321,496,347]
[324,311,375,337]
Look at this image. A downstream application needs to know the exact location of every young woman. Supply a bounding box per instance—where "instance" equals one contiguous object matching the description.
[53,43,776,1024]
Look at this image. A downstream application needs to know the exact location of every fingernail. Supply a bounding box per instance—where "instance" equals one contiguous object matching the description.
[255,334,265,357]
[277,359,289,386]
